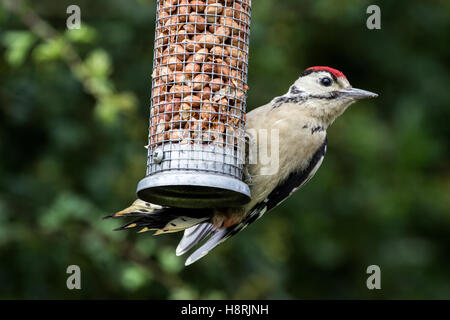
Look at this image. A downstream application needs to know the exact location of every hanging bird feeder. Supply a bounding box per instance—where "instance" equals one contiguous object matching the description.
[137,0,252,208]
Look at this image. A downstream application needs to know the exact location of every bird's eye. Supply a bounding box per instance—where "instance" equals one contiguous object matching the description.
[320,77,332,87]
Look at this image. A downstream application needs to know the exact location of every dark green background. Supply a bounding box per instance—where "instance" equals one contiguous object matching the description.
[0,0,449,299]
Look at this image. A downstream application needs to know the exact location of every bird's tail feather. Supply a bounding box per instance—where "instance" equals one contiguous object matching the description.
[182,224,248,266]
[181,202,267,265]
[176,223,216,256]
[106,199,266,266]
[104,199,211,235]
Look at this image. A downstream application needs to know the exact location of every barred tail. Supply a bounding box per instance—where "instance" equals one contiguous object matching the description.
[104,199,211,235]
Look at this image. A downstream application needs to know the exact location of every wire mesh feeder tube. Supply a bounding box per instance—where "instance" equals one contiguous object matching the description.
[137,0,252,208]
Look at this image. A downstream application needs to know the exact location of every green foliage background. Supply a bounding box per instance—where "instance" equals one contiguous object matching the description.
[0,0,449,299]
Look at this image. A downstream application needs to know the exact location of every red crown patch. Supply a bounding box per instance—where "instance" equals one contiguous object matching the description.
[306,66,347,80]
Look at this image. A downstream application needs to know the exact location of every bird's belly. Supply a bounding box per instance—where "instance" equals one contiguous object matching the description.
[245,128,326,210]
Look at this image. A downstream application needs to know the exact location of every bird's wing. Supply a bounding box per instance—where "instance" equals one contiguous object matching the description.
[183,138,328,265]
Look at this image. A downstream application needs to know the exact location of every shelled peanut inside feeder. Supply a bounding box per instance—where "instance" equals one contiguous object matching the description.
[137,0,252,208]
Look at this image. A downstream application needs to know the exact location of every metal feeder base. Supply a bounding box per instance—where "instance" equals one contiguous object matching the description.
[137,171,251,209]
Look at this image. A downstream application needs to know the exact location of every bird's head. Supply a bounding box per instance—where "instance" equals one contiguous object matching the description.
[275,66,378,126]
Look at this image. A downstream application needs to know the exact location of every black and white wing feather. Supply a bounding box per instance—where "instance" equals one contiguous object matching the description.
[183,138,328,265]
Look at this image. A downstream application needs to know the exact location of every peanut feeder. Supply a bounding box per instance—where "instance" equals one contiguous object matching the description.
[137,0,252,208]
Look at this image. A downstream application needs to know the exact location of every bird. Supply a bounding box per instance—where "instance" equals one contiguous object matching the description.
[104,66,378,266]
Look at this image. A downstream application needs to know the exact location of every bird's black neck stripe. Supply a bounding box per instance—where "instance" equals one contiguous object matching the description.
[271,95,307,108]
[309,92,340,100]
[271,91,340,109]
[289,86,304,95]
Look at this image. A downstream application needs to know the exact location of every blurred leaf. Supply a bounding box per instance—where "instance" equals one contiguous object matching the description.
[85,49,112,78]
[32,37,65,62]
[157,247,183,273]
[120,264,151,291]
[169,287,198,300]
[38,192,101,232]
[65,25,98,44]
[2,30,36,67]
[95,92,138,125]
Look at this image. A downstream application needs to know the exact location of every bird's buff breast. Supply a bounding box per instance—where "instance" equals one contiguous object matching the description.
[244,106,327,211]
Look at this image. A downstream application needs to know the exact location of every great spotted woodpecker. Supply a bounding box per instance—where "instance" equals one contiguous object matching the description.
[104,66,378,265]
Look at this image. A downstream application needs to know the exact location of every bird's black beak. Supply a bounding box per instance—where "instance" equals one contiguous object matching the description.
[338,88,378,100]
